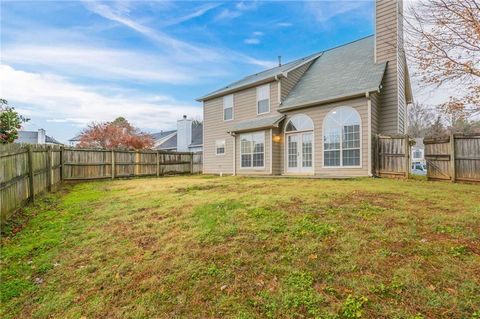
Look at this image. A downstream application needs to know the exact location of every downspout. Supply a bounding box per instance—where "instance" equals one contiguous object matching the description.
[230,132,236,176]
[366,92,373,177]
[269,129,273,175]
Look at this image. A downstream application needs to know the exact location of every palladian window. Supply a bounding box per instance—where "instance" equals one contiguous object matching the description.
[323,107,361,167]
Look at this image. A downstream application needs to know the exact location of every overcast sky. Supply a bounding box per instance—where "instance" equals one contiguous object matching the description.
[0,0,444,143]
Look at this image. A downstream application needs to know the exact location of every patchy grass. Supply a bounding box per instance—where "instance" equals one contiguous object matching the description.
[1,176,479,318]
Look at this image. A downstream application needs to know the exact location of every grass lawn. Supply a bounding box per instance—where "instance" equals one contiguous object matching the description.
[1,176,479,319]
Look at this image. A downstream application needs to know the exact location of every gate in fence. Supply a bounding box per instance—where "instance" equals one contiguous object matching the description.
[373,134,411,179]
[424,134,480,183]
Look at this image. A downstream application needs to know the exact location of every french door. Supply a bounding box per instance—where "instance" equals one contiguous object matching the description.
[287,132,314,173]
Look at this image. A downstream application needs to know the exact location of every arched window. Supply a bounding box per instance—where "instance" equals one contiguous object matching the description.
[285,114,314,132]
[323,107,361,167]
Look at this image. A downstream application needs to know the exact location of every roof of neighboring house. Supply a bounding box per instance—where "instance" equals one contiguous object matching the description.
[229,114,285,133]
[279,36,386,111]
[413,138,424,149]
[69,134,82,142]
[46,135,62,144]
[190,124,203,147]
[196,52,323,101]
[151,130,176,140]
[159,134,177,150]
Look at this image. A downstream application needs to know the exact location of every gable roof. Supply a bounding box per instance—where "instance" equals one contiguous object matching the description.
[69,134,82,142]
[196,52,323,102]
[151,130,176,140]
[279,36,386,111]
[159,134,177,150]
[46,135,62,144]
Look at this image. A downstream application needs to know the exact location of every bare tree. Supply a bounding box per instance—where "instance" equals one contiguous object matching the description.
[405,0,480,116]
[407,102,435,137]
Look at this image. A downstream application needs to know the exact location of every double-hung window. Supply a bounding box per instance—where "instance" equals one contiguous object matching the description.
[223,94,233,121]
[240,132,265,168]
[256,84,270,115]
[323,107,361,167]
[215,139,225,155]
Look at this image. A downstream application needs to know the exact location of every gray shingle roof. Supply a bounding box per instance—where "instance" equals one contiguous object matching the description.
[69,134,82,142]
[190,123,203,146]
[196,52,322,101]
[46,135,62,144]
[159,134,177,150]
[279,36,386,111]
[229,114,285,133]
[151,130,176,140]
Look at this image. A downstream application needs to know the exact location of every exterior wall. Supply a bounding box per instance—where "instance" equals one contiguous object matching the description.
[370,92,380,135]
[203,80,280,175]
[280,97,370,177]
[272,127,283,175]
[280,61,314,102]
[375,0,406,134]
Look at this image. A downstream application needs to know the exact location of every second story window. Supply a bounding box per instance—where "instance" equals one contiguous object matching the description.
[223,94,234,121]
[257,84,270,115]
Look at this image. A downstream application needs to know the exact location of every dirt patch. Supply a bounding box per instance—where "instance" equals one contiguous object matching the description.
[175,183,225,194]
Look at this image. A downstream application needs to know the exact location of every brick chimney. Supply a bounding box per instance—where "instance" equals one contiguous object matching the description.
[375,0,407,134]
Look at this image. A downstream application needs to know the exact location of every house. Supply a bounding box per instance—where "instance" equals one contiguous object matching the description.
[197,0,413,177]
[411,138,425,165]
[153,115,203,153]
[68,134,81,147]
[16,129,62,145]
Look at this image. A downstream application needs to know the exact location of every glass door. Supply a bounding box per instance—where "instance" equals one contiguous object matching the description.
[287,132,314,173]
[287,134,299,172]
[301,132,313,172]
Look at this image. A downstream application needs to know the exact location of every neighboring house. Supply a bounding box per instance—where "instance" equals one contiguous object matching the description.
[411,138,425,165]
[68,134,81,147]
[16,129,62,145]
[197,0,413,177]
[153,115,203,152]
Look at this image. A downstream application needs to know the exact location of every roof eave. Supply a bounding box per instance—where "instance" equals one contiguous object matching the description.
[278,87,381,112]
[227,115,286,134]
[196,75,281,102]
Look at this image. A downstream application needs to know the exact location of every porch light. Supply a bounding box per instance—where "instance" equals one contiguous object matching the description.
[273,134,281,143]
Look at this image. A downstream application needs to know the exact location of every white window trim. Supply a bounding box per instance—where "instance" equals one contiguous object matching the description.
[223,94,234,122]
[256,84,270,115]
[215,139,226,156]
[240,131,265,169]
[283,114,316,175]
[322,106,362,169]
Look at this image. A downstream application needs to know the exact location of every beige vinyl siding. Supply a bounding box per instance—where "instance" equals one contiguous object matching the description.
[370,92,380,135]
[203,80,280,175]
[281,97,369,177]
[375,0,403,134]
[280,61,314,102]
[235,130,272,175]
[203,97,234,174]
[272,127,282,175]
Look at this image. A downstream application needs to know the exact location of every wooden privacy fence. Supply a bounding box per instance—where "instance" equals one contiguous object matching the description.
[373,134,411,178]
[1,144,202,222]
[424,134,480,183]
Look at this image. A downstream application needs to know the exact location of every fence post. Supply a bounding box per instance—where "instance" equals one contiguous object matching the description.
[27,145,35,203]
[46,145,52,191]
[190,153,194,174]
[156,151,160,177]
[135,151,140,177]
[60,147,65,181]
[111,150,115,180]
[404,135,410,179]
[450,133,456,182]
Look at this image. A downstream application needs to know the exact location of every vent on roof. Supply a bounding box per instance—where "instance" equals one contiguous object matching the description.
[278,56,282,67]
